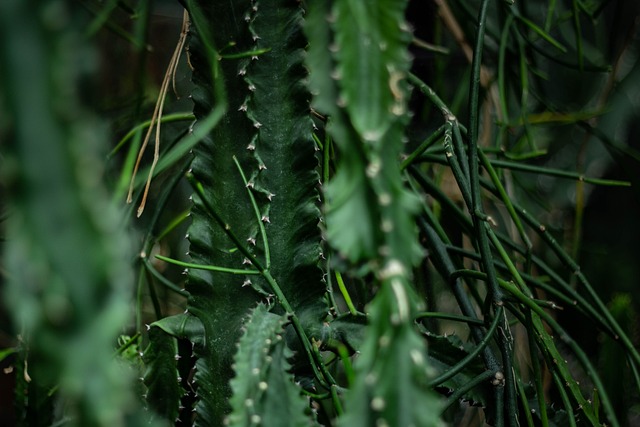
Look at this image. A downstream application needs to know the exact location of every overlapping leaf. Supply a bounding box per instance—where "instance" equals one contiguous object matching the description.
[338,280,443,427]
[305,0,422,265]
[228,304,313,427]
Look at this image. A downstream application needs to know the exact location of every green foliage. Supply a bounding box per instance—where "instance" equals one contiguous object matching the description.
[2,0,640,426]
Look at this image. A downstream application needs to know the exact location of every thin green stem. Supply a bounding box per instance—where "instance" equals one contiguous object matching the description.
[429,306,504,388]
[498,314,518,427]
[440,369,497,414]
[498,15,514,124]
[334,272,359,316]
[233,156,271,269]
[515,375,535,427]
[476,178,619,337]
[262,270,338,389]
[322,132,331,184]
[468,0,504,307]
[408,72,455,118]
[401,124,446,171]
[544,0,558,32]
[142,257,189,296]
[443,122,473,209]
[415,312,485,326]
[467,6,508,422]
[135,266,146,334]
[551,370,577,427]
[525,310,549,426]
[515,15,567,53]
[418,217,502,375]
[155,255,261,275]
[479,149,533,267]
[446,244,581,314]
[114,332,141,357]
[452,121,470,179]
[188,174,337,390]
[330,385,344,417]
[488,158,630,186]
[571,0,584,70]
[218,47,271,59]
[188,173,265,271]
[155,209,190,242]
[414,153,630,187]
[456,268,616,426]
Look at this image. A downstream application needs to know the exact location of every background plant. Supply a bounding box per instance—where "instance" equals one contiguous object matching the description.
[1,0,640,426]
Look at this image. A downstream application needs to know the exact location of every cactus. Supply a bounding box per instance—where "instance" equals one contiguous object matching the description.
[143,0,328,424]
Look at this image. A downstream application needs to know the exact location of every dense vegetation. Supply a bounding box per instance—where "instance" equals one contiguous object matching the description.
[1,0,640,426]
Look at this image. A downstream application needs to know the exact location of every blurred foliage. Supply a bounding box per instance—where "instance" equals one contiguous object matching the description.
[0,0,154,425]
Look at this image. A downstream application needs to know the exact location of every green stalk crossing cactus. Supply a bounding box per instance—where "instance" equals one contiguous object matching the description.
[144,0,327,425]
